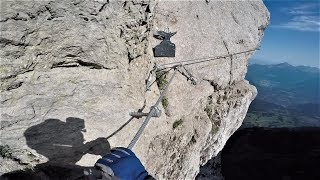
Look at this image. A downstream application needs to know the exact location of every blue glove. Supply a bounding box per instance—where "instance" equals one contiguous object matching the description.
[95,147,149,180]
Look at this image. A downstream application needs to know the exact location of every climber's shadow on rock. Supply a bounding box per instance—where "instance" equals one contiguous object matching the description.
[2,117,110,180]
[25,117,110,165]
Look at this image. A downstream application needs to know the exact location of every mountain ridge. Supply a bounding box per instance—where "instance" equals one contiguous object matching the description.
[243,62,320,128]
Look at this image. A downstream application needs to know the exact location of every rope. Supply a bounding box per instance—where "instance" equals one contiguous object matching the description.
[156,48,257,71]
[128,67,179,149]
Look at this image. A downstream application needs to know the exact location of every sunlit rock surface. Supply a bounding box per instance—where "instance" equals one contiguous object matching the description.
[0,0,269,179]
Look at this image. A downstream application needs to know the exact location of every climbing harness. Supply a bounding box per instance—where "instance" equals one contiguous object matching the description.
[128,48,258,149]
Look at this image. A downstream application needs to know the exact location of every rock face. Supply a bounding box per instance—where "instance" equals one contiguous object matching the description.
[0,0,269,179]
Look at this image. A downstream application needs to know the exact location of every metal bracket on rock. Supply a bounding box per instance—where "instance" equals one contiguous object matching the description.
[129,106,162,118]
[153,30,177,57]
[145,65,157,91]
[145,64,197,91]
[177,65,197,85]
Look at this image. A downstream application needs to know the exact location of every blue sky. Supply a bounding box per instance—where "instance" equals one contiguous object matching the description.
[251,0,319,67]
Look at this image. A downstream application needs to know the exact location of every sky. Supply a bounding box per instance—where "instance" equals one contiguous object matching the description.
[251,0,320,67]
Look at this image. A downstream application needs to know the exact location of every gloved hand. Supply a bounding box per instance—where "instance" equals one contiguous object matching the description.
[95,147,150,180]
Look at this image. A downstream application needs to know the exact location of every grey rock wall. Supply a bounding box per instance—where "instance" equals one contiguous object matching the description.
[0,0,269,179]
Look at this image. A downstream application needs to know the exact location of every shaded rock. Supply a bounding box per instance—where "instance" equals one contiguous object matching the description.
[220,127,320,180]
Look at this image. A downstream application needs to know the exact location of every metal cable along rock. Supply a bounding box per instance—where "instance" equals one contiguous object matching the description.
[127,48,258,149]
[128,67,178,149]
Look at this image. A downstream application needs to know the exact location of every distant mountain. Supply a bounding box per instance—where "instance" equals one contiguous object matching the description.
[246,63,319,106]
[243,63,320,128]
[296,65,320,74]
[249,58,273,65]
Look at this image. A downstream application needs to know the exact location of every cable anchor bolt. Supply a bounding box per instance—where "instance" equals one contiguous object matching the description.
[129,106,162,118]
